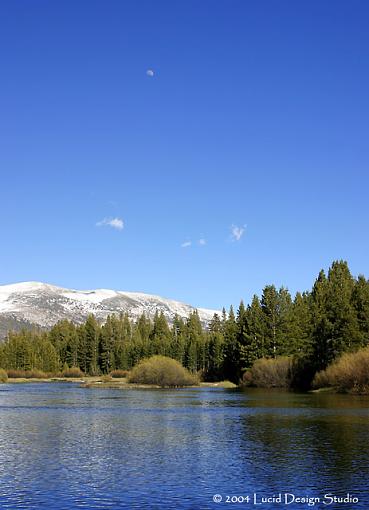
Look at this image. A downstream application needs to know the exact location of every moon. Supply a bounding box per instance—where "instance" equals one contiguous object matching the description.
[146,69,154,77]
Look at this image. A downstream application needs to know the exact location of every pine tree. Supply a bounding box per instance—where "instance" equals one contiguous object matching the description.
[84,315,100,375]
[240,295,265,369]
[290,292,313,356]
[33,334,60,372]
[206,314,225,380]
[277,287,294,355]
[136,313,152,356]
[326,260,360,358]
[65,324,79,368]
[77,324,88,373]
[129,328,146,367]
[150,311,171,356]
[310,269,330,370]
[171,315,186,364]
[223,306,239,382]
[2,330,33,370]
[114,313,133,369]
[184,311,203,373]
[100,316,116,373]
[256,285,295,358]
[352,275,369,347]
[261,285,278,357]
[49,320,75,366]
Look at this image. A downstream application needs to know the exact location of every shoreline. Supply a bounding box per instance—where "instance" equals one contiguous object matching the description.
[5,378,368,394]
[2,376,237,390]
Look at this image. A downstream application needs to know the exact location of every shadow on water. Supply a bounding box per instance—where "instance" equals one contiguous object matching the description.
[236,389,369,508]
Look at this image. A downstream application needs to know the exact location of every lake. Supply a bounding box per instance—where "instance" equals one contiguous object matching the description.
[0,383,369,509]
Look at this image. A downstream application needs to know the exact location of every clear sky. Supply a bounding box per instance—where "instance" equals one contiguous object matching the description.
[0,0,368,310]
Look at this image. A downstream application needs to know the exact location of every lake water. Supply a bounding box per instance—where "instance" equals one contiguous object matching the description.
[0,383,369,509]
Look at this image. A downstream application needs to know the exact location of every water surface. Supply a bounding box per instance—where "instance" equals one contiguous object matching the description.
[0,383,368,509]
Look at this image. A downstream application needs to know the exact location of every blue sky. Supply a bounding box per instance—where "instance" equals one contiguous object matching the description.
[1,0,368,310]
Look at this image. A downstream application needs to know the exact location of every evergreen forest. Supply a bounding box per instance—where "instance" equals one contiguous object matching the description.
[1,260,368,389]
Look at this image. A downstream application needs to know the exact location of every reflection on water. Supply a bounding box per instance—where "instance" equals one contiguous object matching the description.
[0,384,368,509]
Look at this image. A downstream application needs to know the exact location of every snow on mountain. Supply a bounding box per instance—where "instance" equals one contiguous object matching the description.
[0,282,219,337]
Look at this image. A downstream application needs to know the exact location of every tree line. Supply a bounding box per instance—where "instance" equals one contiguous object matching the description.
[0,260,368,387]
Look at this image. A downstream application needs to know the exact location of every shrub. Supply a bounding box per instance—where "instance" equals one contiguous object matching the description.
[312,346,369,393]
[27,369,49,379]
[242,370,253,386]
[50,372,63,378]
[242,356,294,388]
[6,369,49,379]
[110,369,129,378]
[6,369,27,378]
[0,369,8,383]
[217,380,237,388]
[128,355,199,387]
[196,369,205,382]
[62,366,84,378]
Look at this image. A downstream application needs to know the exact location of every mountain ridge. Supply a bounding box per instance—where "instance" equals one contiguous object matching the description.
[0,281,218,338]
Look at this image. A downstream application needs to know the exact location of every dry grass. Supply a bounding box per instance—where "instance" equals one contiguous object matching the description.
[100,375,113,383]
[110,369,129,378]
[313,346,369,393]
[62,366,85,378]
[6,369,50,379]
[201,380,237,388]
[242,356,294,389]
[0,368,8,383]
[128,355,199,387]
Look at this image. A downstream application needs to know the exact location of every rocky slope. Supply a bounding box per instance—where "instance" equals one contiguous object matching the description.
[0,282,218,338]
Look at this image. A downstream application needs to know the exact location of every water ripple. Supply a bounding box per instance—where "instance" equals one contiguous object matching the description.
[0,384,368,509]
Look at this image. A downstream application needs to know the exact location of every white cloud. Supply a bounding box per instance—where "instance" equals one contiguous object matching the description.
[181,241,192,248]
[198,238,206,246]
[96,217,124,230]
[230,224,246,241]
[146,69,154,77]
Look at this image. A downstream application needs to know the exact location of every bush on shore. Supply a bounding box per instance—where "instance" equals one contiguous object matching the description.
[312,346,369,393]
[110,369,129,378]
[128,355,199,387]
[62,366,85,378]
[242,356,294,389]
[0,368,8,383]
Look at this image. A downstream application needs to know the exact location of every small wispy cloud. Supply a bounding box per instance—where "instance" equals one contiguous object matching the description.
[96,217,124,230]
[230,224,246,241]
[181,238,206,248]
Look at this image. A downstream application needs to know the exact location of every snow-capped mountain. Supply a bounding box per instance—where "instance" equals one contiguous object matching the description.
[0,282,218,338]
